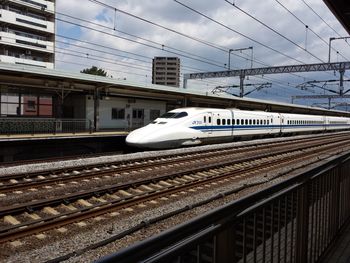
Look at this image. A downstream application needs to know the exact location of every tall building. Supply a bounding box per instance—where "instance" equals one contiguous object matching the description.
[152,57,180,87]
[0,0,55,69]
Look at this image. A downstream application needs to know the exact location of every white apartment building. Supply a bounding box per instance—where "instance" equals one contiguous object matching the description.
[152,57,180,87]
[0,0,55,69]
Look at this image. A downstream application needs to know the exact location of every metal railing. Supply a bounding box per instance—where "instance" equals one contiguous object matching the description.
[0,118,93,135]
[98,152,350,263]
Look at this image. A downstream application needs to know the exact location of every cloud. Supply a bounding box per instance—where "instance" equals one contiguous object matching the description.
[55,0,350,105]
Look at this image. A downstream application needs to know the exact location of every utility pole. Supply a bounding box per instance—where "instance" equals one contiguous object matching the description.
[228,46,253,70]
[328,36,350,63]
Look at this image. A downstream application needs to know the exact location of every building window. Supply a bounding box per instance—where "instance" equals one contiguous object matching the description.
[27,100,36,110]
[16,40,46,49]
[133,109,144,119]
[112,108,125,119]
[16,18,47,28]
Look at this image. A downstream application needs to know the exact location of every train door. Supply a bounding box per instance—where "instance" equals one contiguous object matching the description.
[132,108,144,128]
[279,114,284,134]
[230,110,234,136]
[205,112,213,136]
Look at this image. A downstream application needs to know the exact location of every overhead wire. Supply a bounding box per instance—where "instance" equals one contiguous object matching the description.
[54,3,342,98]
[273,0,350,62]
[173,0,307,64]
[83,0,313,81]
[56,13,227,68]
[57,7,317,85]
[223,0,325,63]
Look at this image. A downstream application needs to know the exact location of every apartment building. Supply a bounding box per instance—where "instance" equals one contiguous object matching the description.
[152,57,180,87]
[0,0,55,68]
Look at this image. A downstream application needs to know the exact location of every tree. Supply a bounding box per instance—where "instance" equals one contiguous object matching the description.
[80,66,108,77]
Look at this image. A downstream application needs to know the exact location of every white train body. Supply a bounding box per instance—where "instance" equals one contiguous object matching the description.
[125,107,350,149]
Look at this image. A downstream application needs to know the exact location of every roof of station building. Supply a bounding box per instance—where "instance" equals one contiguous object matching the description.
[0,63,349,117]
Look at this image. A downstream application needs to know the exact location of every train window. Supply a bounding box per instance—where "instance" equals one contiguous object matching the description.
[227,119,231,125]
[267,120,270,125]
[237,119,240,125]
[209,117,212,123]
[232,119,235,125]
[174,112,188,118]
[241,119,244,125]
[160,112,175,118]
[249,119,252,125]
[253,120,256,125]
[204,116,206,123]
[160,112,188,119]
[222,119,226,125]
[264,120,266,125]
[245,119,248,125]
[217,119,221,125]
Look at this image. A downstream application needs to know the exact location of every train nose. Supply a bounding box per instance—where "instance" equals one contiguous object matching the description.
[125,127,154,147]
[125,131,144,147]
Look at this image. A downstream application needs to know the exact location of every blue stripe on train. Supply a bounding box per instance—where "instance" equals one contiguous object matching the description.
[190,124,350,131]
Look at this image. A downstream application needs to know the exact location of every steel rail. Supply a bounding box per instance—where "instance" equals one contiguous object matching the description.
[0,136,349,243]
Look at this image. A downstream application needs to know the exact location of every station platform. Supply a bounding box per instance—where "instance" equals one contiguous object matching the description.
[0,131,128,142]
[0,131,130,162]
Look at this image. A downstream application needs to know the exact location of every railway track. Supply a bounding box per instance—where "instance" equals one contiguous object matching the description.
[0,133,348,195]
[1,133,350,244]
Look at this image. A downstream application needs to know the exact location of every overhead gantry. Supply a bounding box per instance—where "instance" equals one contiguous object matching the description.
[183,62,350,97]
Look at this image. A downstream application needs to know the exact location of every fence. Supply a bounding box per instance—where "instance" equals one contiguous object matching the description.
[98,152,350,263]
[0,118,93,135]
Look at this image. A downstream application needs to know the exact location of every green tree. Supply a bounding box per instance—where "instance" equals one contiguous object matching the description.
[80,66,108,77]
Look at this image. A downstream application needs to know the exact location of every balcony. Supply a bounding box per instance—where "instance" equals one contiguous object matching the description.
[0,9,54,33]
[0,31,54,53]
[8,0,55,13]
[0,55,54,69]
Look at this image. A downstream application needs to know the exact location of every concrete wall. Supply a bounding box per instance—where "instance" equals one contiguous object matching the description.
[86,96,166,130]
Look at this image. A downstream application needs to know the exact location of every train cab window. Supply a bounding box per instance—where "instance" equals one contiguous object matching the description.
[161,112,188,119]
[174,112,188,118]
[227,119,231,125]
[217,119,221,125]
[222,119,226,125]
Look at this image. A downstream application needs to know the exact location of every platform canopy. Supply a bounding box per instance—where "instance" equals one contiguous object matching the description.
[323,0,350,34]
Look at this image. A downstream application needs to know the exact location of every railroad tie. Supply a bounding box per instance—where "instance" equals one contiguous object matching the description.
[4,215,21,225]
[140,185,153,191]
[36,234,46,240]
[25,212,41,220]
[77,199,93,207]
[43,207,60,215]
[118,190,132,197]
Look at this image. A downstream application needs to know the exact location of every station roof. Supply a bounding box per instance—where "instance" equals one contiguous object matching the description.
[0,63,349,117]
[323,0,350,34]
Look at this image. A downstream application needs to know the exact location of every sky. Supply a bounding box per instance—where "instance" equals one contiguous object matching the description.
[55,0,350,109]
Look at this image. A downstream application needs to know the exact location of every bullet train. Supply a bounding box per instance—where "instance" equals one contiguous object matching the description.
[125,107,350,149]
